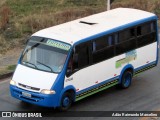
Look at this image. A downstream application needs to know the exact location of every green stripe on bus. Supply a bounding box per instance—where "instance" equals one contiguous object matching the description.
[75,81,118,102]
[134,64,156,76]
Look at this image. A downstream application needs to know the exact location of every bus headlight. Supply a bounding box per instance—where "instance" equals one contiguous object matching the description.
[10,80,16,86]
[41,89,56,94]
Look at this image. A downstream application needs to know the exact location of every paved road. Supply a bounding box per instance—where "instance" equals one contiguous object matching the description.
[0,39,159,120]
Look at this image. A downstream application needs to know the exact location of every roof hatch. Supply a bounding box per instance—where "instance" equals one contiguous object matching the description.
[79,21,97,25]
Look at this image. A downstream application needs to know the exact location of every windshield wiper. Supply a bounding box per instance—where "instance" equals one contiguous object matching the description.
[36,61,53,72]
[22,61,37,68]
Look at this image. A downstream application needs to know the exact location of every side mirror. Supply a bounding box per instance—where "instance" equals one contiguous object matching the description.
[25,36,31,44]
[73,54,78,64]
[66,69,72,77]
[25,39,29,44]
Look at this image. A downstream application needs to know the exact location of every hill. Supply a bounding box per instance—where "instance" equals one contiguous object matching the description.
[0,0,160,53]
[0,0,160,74]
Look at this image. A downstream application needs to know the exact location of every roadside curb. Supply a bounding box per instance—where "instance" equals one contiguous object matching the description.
[0,72,13,80]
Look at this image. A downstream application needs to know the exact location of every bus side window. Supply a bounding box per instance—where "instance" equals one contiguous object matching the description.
[115,33,119,44]
[92,41,96,52]
[67,54,73,70]
[74,44,89,69]
[119,28,135,42]
[137,26,142,36]
[107,35,113,46]
[119,30,130,42]
[67,43,90,76]
[66,51,78,76]
[137,21,156,48]
[151,22,155,32]
[141,23,151,35]
[130,28,135,37]
[95,36,107,50]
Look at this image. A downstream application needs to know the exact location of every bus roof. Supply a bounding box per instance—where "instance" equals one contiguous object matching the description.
[32,8,157,45]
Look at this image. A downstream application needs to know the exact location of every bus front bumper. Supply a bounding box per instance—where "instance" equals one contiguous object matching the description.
[10,85,59,108]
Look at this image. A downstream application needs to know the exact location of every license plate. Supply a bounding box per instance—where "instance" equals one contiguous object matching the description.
[22,92,31,98]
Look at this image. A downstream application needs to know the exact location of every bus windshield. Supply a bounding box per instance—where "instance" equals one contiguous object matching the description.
[21,36,71,73]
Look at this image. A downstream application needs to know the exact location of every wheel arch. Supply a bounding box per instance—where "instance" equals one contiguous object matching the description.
[119,64,134,84]
[58,85,76,106]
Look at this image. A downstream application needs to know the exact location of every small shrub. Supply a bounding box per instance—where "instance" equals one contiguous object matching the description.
[0,6,11,30]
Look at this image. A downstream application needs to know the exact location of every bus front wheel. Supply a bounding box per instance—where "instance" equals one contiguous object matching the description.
[120,71,133,89]
[58,92,72,111]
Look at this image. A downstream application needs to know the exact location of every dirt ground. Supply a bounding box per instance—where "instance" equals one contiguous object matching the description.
[0,47,23,74]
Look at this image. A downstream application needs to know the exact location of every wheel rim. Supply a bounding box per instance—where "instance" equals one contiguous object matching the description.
[124,73,131,87]
[63,97,70,107]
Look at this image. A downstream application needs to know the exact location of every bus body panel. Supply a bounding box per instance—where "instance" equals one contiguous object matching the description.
[12,64,58,92]
[10,85,60,107]
[134,43,157,68]
[64,42,157,94]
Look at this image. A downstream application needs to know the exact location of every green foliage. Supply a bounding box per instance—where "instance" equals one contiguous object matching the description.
[6,0,55,16]
[7,64,16,71]
[0,64,16,76]
[68,0,105,6]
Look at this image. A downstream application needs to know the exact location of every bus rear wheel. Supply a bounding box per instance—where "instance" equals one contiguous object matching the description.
[58,92,72,111]
[120,71,133,89]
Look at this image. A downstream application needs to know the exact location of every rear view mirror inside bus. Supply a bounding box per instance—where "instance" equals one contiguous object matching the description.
[66,69,72,76]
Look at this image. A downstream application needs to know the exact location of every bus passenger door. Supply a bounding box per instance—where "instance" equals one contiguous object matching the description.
[64,42,94,92]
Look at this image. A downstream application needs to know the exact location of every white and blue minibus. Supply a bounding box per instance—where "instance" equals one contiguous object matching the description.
[10,8,159,111]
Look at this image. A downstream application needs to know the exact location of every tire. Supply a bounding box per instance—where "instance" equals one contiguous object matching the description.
[120,71,133,89]
[58,92,72,111]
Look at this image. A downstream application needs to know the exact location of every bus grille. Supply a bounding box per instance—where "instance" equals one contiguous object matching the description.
[18,83,40,91]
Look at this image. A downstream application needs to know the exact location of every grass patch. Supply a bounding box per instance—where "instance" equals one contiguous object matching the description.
[6,0,105,17]
[6,0,55,16]
[7,64,16,71]
[0,65,16,76]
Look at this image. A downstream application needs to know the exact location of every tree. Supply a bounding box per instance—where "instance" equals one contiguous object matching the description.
[111,0,115,4]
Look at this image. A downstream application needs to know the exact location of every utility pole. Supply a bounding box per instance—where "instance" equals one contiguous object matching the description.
[107,0,110,11]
